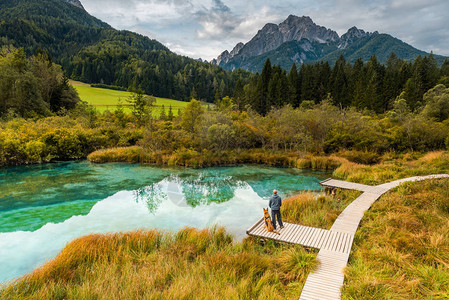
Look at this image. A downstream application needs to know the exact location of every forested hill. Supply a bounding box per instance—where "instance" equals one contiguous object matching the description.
[0,0,249,101]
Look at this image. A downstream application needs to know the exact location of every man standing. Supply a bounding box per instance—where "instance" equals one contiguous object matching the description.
[269,189,284,230]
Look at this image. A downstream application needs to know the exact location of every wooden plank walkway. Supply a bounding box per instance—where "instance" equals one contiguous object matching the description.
[246,174,449,300]
[299,174,449,300]
[246,218,353,254]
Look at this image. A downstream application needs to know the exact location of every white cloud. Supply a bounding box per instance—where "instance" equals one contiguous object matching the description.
[80,0,449,60]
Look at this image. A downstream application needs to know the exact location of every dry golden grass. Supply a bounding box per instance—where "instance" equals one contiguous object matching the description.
[333,151,449,185]
[419,150,446,163]
[87,146,152,163]
[0,227,318,299]
[342,178,449,299]
[295,155,346,170]
[282,190,361,230]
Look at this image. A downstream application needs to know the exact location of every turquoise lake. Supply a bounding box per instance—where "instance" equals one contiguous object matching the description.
[0,161,329,283]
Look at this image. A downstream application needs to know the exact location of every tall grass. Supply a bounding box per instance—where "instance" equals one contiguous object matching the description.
[342,178,449,299]
[1,227,318,299]
[282,190,361,229]
[333,151,449,185]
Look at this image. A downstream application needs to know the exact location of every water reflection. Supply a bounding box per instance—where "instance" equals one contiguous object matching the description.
[0,163,329,233]
[133,184,164,213]
[0,163,329,283]
[132,174,248,212]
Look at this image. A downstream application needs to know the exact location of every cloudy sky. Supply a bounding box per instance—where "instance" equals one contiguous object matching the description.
[81,0,449,61]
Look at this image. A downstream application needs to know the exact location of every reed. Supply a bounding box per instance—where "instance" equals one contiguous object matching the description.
[1,227,318,299]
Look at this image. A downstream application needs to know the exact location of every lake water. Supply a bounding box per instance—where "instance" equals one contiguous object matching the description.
[0,161,328,283]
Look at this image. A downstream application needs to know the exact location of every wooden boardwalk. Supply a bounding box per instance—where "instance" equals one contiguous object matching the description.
[247,219,353,254]
[246,174,449,300]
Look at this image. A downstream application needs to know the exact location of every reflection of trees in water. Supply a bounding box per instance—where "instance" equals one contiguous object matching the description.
[131,173,249,211]
[178,174,246,207]
[133,184,165,213]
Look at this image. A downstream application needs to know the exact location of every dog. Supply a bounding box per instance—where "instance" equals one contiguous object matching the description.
[263,208,280,235]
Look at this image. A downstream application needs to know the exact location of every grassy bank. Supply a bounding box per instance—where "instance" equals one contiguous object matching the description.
[0,227,318,299]
[333,151,449,185]
[342,178,449,299]
[87,146,345,169]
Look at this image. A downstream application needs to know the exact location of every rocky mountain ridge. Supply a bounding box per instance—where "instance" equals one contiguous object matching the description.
[215,15,345,66]
[213,15,444,72]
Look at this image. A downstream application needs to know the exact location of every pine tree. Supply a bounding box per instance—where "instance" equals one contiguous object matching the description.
[422,53,439,90]
[214,89,220,102]
[255,58,272,115]
[300,64,315,102]
[159,104,167,121]
[441,58,449,77]
[330,55,349,107]
[365,55,386,112]
[381,53,404,111]
[168,105,174,121]
[403,55,435,110]
[268,71,279,107]
[114,98,127,128]
[287,63,299,105]
[317,62,331,102]
[233,79,244,110]
[190,87,197,100]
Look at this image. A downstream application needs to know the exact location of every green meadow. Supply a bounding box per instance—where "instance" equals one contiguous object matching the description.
[70,80,191,116]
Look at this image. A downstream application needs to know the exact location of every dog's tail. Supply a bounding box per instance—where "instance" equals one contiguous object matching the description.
[273,230,280,235]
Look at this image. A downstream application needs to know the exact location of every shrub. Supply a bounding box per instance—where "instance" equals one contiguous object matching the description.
[90,83,127,91]
[338,150,381,165]
[87,146,150,163]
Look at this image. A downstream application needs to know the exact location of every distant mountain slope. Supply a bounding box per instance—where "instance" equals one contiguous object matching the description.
[215,15,446,72]
[62,0,85,10]
[0,0,248,101]
[0,0,106,28]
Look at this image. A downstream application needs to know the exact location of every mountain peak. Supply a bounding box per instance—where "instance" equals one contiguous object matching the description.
[283,15,314,26]
[344,26,367,37]
[219,15,340,61]
[62,0,84,10]
[339,26,371,48]
[260,23,279,33]
[230,42,244,56]
[213,14,440,72]
[278,15,339,44]
[215,50,230,65]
